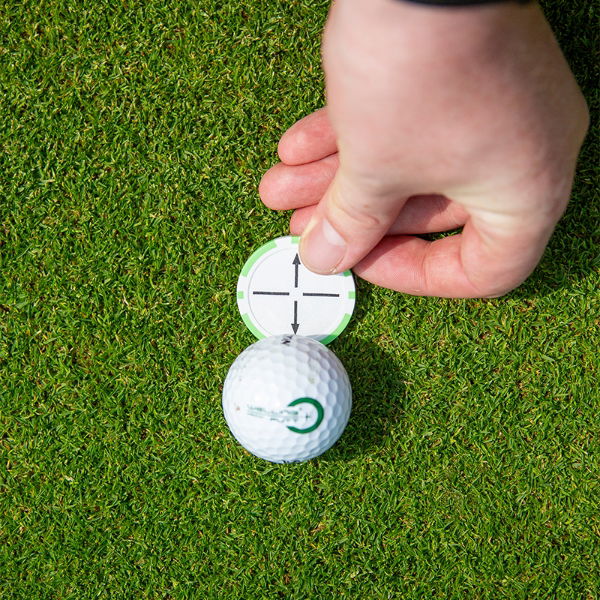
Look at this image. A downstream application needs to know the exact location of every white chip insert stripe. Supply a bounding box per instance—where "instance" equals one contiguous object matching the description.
[237,236,356,344]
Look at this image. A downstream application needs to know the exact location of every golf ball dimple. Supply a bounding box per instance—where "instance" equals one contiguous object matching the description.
[222,335,352,463]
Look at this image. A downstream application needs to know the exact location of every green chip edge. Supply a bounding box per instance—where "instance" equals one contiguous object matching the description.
[241,314,264,340]
[321,313,352,345]
[241,240,277,277]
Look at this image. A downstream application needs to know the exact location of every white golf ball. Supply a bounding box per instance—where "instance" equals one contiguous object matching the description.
[222,334,352,463]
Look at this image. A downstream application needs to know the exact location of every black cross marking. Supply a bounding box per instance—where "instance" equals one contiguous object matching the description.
[250,254,342,335]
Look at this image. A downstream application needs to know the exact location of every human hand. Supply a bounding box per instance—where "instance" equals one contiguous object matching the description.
[259,1,588,297]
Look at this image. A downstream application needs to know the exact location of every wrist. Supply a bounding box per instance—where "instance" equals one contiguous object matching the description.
[331,0,543,58]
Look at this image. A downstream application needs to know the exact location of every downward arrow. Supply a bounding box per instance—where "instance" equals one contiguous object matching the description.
[293,254,301,288]
[291,301,299,334]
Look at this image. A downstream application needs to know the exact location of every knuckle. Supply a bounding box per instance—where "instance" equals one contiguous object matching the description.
[334,201,388,231]
[329,185,393,232]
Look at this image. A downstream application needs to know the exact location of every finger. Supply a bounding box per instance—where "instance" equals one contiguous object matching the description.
[394,195,468,233]
[259,154,339,210]
[353,216,553,298]
[278,107,338,166]
[299,172,408,274]
[290,194,468,235]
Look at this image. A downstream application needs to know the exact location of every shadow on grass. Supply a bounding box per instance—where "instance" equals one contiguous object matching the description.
[322,337,408,462]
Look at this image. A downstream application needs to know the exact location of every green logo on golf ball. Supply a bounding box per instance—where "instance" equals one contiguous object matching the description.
[247,397,324,434]
[286,398,324,434]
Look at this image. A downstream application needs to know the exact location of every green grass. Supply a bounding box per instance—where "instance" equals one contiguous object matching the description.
[0,1,598,598]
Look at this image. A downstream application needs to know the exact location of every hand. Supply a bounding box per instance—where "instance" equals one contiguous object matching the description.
[259,1,589,297]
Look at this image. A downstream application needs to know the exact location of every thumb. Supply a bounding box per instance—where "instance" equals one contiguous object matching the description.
[299,171,406,274]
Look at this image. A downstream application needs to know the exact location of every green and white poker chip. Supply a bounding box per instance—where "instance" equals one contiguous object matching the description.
[237,236,356,344]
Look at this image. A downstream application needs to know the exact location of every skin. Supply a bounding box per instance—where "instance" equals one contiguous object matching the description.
[259,0,589,298]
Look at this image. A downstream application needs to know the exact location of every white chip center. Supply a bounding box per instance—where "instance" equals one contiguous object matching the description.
[237,237,355,344]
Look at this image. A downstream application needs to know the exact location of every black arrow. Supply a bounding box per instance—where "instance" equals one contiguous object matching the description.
[291,301,299,334]
[293,254,301,288]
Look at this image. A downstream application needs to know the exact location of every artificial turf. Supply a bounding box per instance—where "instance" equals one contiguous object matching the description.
[0,1,598,598]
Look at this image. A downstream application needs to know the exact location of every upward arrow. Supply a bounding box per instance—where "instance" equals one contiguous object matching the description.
[293,254,301,288]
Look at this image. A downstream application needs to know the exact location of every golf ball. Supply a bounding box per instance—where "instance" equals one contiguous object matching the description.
[222,334,352,463]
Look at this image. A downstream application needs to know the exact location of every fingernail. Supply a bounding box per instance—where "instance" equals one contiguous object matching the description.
[300,217,346,274]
